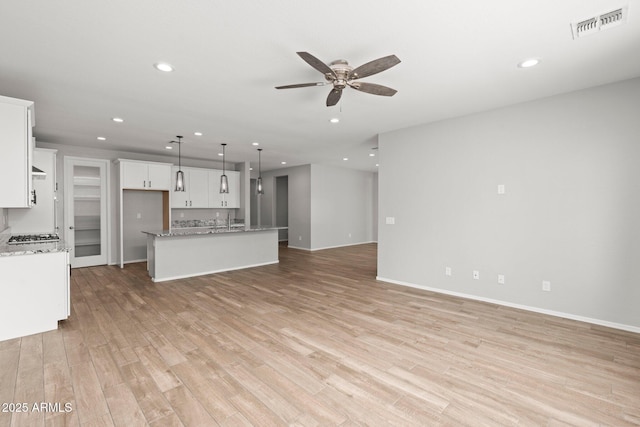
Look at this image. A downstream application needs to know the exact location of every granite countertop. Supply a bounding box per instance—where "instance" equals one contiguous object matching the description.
[0,234,71,257]
[142,226,282,237]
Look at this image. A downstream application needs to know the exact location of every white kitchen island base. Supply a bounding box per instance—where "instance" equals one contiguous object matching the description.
[145,228,279,282]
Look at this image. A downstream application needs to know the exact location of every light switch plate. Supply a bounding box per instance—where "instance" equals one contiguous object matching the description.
[385,217,395,225]
[497,184,505,195]
[542,280,551,291]
[498,274,505,284]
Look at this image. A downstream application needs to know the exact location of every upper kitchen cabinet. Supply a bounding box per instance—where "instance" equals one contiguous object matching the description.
[0,95,35,208]
[118,159,172,190]
[171,166,209,208]
[209,169,240,208]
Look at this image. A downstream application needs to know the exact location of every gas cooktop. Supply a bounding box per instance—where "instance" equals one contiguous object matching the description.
[8,234,60,245]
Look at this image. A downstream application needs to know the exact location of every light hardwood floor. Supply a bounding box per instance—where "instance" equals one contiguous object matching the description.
[1,243,639,426]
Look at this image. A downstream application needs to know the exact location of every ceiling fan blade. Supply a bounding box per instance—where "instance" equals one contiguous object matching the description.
[297,52,336,78]
[350,82,397,97]
[275,82,326,89]
[326,88,342,106]
[350,55,401,79]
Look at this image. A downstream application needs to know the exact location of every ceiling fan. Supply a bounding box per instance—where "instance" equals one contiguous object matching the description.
[276,52,401,107]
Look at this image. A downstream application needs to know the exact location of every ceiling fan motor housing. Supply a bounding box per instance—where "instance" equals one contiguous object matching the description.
[328,59,353,89]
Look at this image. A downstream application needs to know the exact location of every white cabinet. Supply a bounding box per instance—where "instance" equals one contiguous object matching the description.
[0,250,70,341]
[120,160,172,190]
[0,95,35,207]
[8,148,57,233]
[209,170,240,208]
[171,167,209,208]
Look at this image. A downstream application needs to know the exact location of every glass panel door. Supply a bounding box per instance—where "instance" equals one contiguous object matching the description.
[64,157,109,268]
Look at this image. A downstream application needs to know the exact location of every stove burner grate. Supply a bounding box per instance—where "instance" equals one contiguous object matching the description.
[8,234,60,245]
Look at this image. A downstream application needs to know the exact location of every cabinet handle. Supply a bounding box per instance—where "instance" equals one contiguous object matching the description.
[149,181,151,188]
[190,201,192,206]
[185,201,188,207]
[143,180,146,188]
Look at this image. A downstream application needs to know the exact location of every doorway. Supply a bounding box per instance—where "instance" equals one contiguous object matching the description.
[64,157,109,268]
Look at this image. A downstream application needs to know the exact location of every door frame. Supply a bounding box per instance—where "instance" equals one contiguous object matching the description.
[64,156,110,268]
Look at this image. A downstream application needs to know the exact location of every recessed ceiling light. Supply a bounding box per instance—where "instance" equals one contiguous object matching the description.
[218,152,223,156]
[369,153,375,157]
[97,136,106,141]
[250,167,253,171]
[518,58,540,68]
[343,157,348,161]
[194,132,203,136]
[252,142,259,146]
[112,117,124,123]
[154,62,174,72]
[281,161,287,165]
[330,118,340,123]
[165,146,173,150]
[376,164,379,167]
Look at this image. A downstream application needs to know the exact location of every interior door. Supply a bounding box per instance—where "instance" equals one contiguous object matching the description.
[64,157,109,268]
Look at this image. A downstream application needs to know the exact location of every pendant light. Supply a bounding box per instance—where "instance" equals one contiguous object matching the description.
[256,148,264,195]
[173,135,185,192]
[220,143,229,193]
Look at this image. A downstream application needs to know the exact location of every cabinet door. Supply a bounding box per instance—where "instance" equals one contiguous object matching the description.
[189,168,209,208]
[171,166,189,208]
[0,101,32,207]
[225,171,241,208]
[121,162,148,189]
[147,163,171,190]
[208,169,225,208]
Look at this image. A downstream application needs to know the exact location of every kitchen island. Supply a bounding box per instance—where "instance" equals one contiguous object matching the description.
[142,227,279,282]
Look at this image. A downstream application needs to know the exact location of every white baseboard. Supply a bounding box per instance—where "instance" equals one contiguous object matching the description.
[376,276,640,334]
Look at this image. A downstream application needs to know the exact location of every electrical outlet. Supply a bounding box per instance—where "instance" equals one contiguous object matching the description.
[348,233,352,238]
[473,270,480,280]
[498,274,505,285]
[445,267,452,277]
[136,213,142,219]
[497,184,505,195]
[385,217,395,225]
[542,280,551,292]
[180,212,185,218]
[298,236,302,241]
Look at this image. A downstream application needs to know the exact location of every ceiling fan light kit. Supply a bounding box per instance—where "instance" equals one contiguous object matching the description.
[276,51,400,107]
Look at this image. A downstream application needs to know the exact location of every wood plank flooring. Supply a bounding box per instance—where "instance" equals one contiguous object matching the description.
[1,243,639,426]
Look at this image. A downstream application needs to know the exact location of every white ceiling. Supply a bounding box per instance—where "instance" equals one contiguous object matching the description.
[1,1,639,172]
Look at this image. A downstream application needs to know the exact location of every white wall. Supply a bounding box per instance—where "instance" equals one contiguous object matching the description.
[310,164,376,250]
[259,165,311,250]
[378,77,640,331]
[0,209,8,232]
[259,164,377,251]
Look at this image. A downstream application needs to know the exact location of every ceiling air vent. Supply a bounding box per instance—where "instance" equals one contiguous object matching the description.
[571,5,628,39]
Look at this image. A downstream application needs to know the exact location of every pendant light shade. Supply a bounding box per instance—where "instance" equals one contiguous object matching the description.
[220,143,229,194]
[256,148,264,195]
[173,136,185,192]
